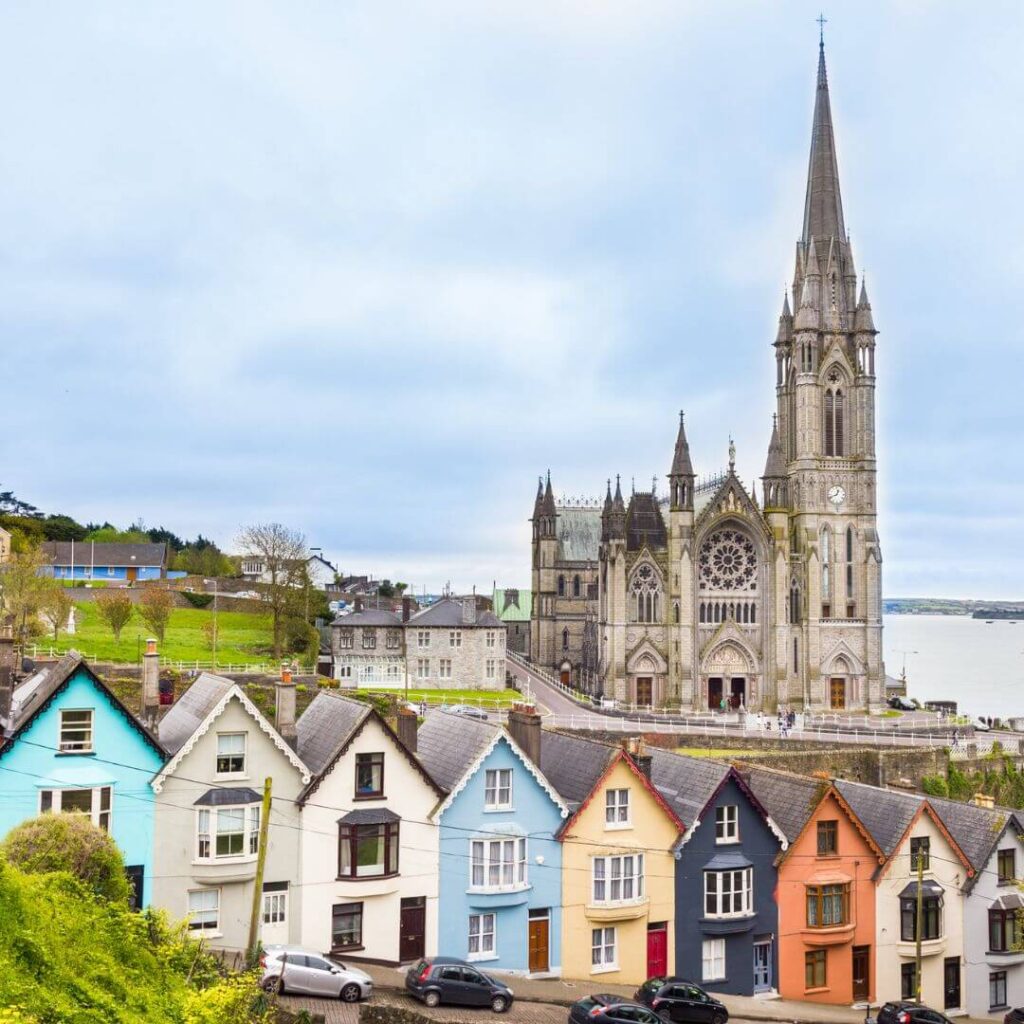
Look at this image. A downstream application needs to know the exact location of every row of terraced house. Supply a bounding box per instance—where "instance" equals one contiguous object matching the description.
[0,634,1022,1017]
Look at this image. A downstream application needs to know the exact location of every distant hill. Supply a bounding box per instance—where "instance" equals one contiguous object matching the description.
[884,598,1024,616]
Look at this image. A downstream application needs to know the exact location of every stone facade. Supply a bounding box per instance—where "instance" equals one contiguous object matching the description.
[530,43,883,713]
[331,598,507,691]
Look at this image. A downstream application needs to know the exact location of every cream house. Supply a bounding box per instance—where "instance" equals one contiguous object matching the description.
[0,527,10,563]
[152,672,309,954]
[296,692,444,965]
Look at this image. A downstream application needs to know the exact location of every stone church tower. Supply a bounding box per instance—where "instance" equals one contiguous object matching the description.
[530,41,884,712]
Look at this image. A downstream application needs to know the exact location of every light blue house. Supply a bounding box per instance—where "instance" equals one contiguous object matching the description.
[0,652,166,907]
[39,541,167,581]
[417,708,567,976]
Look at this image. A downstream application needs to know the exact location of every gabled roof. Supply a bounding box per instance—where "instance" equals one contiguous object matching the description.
[0,652,165,761]
[779,781,886,866]
[741,766,822,844]
[834,779,925,860]
[153,676,310,793]
[408,598,502,629]
[557,747,685,841]
[928,794,1014,888]
[625,492,667,552]
[539,730,618,808]
[39,541,166,567]
[555,506,601,562]
[330,608,402,627]
[296,691,444,805]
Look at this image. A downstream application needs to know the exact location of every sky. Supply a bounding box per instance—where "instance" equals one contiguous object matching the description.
[2,2,1023,599]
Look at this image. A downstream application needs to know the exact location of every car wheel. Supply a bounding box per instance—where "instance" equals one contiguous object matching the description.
[657,1011,672,1023]
[340,983,361,1003]
[491,995,508,1013]
[424,991,441,1008]
[712,1013,727,1024]
[262,976,284,995]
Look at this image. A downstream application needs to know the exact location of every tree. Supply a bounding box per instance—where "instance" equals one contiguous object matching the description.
[41,514,88,541]
[1,814,131,902]
[0,549,52,640]
[172,539,234,578]
[0,488,40,517]
[41,587,75,641]
[237,523,308,660]
[138,588,175,643]
[95,589,134,641]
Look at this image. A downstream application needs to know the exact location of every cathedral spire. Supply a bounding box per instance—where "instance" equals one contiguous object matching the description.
[540,470,556,517]
[670,411,695,477]
[802,38,846,245]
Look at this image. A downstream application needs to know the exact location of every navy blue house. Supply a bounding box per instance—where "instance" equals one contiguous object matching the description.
[651,754,790,996]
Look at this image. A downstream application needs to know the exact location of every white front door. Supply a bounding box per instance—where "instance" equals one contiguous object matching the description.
[260,884,289,946]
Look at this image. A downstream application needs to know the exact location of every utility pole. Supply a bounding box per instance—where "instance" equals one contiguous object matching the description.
[246,777,273,962]
[921,847,929,999]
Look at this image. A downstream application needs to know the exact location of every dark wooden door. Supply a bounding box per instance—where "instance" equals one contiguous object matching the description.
[647,923,668,979]
[399,897,426,963]
[708,677,723,710]
[636,677,653,706]
[560,670,570,685]
[944,957,961,1010]
[528,916,549,973]
[852,946,870,1001]
[830,677,846,709]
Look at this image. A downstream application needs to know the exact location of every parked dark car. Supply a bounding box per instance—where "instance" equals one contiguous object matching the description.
[634,978,728,1024]
[1003,1009,1024,1024]
[877,1002,954,1024]
[888,696,916,711]
[569,994,660,1023]
[405,957,513,1013]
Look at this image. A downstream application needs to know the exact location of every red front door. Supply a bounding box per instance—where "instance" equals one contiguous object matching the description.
[647,923,668,979]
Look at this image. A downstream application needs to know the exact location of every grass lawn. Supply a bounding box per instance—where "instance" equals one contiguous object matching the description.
[29,601,274,667]
[367,687,521,705]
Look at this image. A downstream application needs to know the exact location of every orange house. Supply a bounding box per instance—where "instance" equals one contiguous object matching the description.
[777,784,884,1004]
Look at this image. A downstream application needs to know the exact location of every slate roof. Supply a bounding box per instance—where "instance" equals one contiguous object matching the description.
[555,507,601,563]
[741,766,823,843]
[626,492,668,552]
[492,589,532,623]
[834,779,925,858]
[39,541,167,567]
[194,786,261,806]
[158,673,234,755]
[331,608,402,627]
[648,750,729,827]
[295,691,369,776]
[416,712,499,792]
[339,807,401,825]
[539,730,617,808]
[408,599,502,629]
[927,794,1011,878]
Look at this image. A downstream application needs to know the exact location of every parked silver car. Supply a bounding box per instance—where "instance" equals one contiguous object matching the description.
[260,945,373,1002]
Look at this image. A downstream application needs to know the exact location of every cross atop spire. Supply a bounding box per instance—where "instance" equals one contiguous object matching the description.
[802,31,846,246]
[817,13,827,46]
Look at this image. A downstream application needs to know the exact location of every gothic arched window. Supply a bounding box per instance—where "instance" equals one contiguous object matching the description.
[562,628,569,651]
[557,575,565,597]
[630,563,662,623]
[821,526,832,617]
[824,370,846,457]
[790,580,801,624]
[845,525,855,613]
[572,575,581,598]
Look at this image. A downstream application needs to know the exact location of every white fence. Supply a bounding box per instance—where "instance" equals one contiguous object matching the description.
[25,645,275,676]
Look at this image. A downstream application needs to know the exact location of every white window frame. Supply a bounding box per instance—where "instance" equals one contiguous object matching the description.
[592,854,645,904]
[338,630,354,649]
[215,732,247,777]
[40,785,112,831]
[195,804,261,862]
[417,631,430,648]
[439,659,452,680]
[417,658,430,680]
[58,708,94,753]
[450,630,462,648]
[591,926,616,972]
[715,805,739,844]
[484,768,513,810]
[702,937,726,981]
[704,867,753,918]
[187,887,220,933]
[605,788,630,828]
[485,659,496,680]
[468,913,496,960]
[262,887,288,926]
[469,837,527,891]
[337,664,353,680]
[486,631,496,648]
[386,631,400,650]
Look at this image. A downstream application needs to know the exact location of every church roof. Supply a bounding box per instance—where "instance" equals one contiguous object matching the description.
[492,588,532,622]
[626,492,667,551]
[556,506,602,562]
[803,42,846,245]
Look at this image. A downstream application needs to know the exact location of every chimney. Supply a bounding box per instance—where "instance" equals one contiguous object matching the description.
[354,596,363,613]
[276,663,298,748]
[0,629,15,724]
[402,597,412,623]
[461,597,476,625]
[507,703,541,766]
[624,737,652,779]
[395,706,418,753]
[973,792,995,810]
[141,639,160,728]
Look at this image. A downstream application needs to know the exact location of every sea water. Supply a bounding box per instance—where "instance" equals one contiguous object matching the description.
[883,614,1024,717]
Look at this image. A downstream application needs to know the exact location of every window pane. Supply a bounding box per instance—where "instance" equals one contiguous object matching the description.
[332,903,363,948]
[61,789,93,815]
[355,825,385,876]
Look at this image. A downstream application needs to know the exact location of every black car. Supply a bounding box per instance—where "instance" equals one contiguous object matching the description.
[888,696,916,711]
[569,994,660,1024]
[1004,1009,1024,1024]
[405,957,513,1013]
[634,978,728,1024]
[877,1002,953,1024]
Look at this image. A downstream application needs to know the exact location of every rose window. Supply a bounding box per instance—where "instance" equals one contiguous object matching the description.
[698,529,757,591]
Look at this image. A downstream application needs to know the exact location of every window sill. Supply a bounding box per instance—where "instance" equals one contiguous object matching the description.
[804,987,829,996]
[214,774,250,783]
[192,856,257,867]
[55,750,96,757]
[189,929,223,940]
[332,945,365,954]
[468,953,500,963]
[591,963,620,975]
[336,872,400,882]
[604,823,633,831]
[714,837,740,846]
[353,794,387,802]
[483,806,515,814]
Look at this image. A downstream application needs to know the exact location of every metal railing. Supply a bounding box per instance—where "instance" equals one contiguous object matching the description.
[24,644,276,675]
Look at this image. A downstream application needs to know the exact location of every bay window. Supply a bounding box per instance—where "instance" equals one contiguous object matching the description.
[901,895,941,941]
[704,867,753,918]
[39,785,112,831]
[338,819,400,878]
[592,854,644,904]
[989,908,1019,952]
[194,800,261,860]
[807,883,850,927]
[470,837,527,889]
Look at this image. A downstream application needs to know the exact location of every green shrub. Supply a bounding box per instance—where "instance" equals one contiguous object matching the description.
[1,815,131,903]
[180,592,214,609]
[921,774,949,798]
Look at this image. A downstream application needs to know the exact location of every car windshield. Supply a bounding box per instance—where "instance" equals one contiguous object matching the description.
[641,978,665,991]
[577,998,600,1011]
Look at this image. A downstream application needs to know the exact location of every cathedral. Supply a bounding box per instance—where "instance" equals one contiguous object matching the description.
[529,41,883,712]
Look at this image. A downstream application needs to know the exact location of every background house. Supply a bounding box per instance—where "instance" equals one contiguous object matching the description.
[492,588,531,656]
[0,526,10,563]
[40,541,167,581]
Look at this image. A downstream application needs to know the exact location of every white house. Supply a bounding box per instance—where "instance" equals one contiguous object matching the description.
[295,692,445,965]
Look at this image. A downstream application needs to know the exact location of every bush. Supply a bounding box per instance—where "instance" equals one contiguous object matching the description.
[920,774,949,798]
[1,815,131,903]
[180,591,214,609]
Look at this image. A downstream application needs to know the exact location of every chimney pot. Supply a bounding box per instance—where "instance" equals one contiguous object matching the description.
[0,630,15,723]
[276,665,298,748]
[396,707,418,753]
[142,639,160,728]
[507,704,541,767]
[402,597,412,623]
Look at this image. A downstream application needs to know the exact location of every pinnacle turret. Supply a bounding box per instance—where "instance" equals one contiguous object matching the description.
[670,411,695,477]
[762,415,786,479]
[855,276,876,333]
[803,40,846,246]
[540,471,556,517]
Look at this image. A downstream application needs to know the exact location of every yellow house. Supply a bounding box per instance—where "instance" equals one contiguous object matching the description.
[558,746,683,985]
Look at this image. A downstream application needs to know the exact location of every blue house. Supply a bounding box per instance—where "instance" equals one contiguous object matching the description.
[417,707,568,976]
[39,541,167,581]
[0,651,166,907]
[650,753,791,997]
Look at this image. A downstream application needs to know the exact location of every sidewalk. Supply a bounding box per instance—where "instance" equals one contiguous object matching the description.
[357,963,872,1024]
